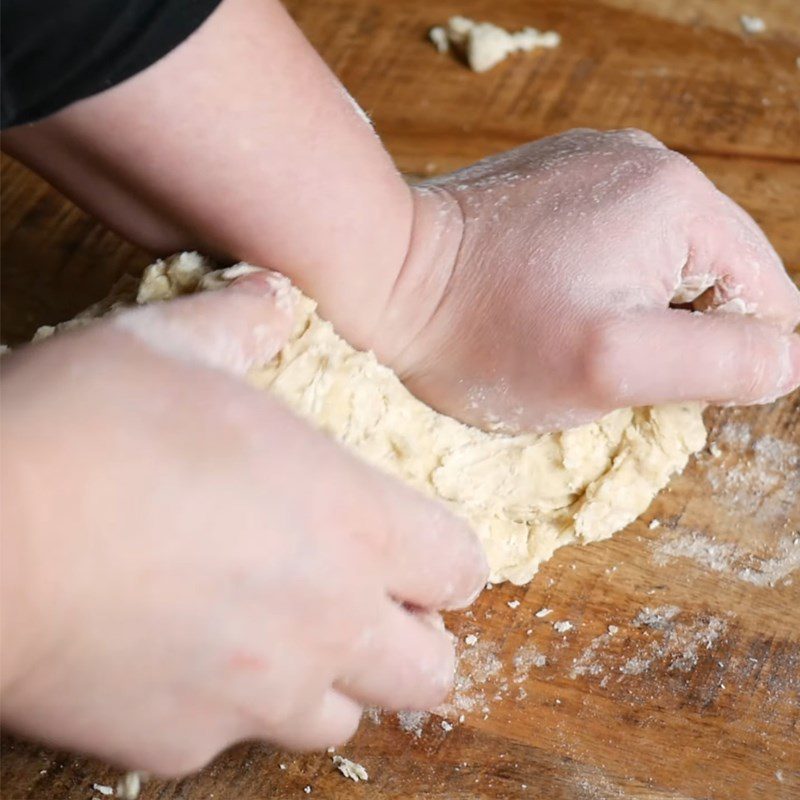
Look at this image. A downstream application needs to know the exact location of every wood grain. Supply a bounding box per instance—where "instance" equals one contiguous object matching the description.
[1,1,798,799]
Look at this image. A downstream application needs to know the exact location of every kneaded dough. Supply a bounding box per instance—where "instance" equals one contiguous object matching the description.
[45,253,708,585]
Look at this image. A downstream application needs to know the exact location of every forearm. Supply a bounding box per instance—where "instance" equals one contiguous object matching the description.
[1,0,414,346]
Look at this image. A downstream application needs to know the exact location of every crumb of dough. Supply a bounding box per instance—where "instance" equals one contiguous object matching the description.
[739,15,766,34]
[553,621,573,634]
[429,26,449,53]
[430,15,561,72]
[333,755,369,782]
[116,772,146,800]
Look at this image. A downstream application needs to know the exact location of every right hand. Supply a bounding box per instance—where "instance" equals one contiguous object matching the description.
[379,129,800,434]
[0,273,488,775]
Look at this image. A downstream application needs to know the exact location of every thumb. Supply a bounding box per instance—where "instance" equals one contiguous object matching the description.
[113,269,296,376]
[591,308,800,407]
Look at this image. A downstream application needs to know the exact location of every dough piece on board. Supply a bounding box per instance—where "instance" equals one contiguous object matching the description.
[39,253,707,585]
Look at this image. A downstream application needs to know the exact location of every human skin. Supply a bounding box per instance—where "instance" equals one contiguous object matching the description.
[2,0,799,775]
[0,274,488,773]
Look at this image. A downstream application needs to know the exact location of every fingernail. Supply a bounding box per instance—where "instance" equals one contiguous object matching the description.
[228,270,272,295]
[230,269,295,313]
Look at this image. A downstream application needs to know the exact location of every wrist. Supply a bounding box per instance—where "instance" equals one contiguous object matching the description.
[0,425,41,698]
[370,184,464,372]
[0,374,72,705]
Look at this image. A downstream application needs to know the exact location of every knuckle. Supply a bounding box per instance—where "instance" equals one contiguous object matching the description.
[614,127,666,148]
[582,319,631,405]
[651,149,701,186]
[244,679,330,735]
[733,328,781,401]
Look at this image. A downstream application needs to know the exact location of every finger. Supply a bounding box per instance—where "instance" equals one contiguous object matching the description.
[252,689,363,751]
[588,309,800,407]
[335,601,455,710]
[113,269,295,375]
[680,193,800,331]
[365,470,489,611]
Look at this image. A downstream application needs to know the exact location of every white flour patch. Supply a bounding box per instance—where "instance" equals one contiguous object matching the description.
[397,710,430,738]
[633,606,681,630]
[633,607,728,674]
[704,423,800,524]
[570,627,619,679]
[513,644,548,680]
[436,639,505,717]
[565,607,728,683]
[620,656,651,676]
[436,636,550,718]
[653,529,800,588]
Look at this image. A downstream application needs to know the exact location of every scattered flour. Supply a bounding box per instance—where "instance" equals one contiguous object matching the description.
[397,710,430,738]
[568,606,728,683]
[653,529,800,588]
[704,423,799,524]
[620,657,651,676]
[437,639,505,717]
[571,628,619,678]
[636,607,728,674]
[513,644,548,680]
[633,606,680,630]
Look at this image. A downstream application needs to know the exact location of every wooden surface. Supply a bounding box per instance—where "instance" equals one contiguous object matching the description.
[2,1,799,798]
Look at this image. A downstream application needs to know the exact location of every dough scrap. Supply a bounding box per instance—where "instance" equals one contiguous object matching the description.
[39,253,707,585]
[429,16,561,73]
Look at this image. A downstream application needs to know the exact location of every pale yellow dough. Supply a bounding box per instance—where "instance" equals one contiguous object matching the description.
[44,253,708,585]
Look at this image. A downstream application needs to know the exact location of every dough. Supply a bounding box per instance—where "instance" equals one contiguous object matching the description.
[428,16,561,73]
[41,253,707,585]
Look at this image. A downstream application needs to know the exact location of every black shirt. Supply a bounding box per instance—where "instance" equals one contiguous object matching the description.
[1,0,222,129]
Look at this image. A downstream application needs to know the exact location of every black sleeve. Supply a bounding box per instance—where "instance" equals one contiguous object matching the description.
[1,0,223,129]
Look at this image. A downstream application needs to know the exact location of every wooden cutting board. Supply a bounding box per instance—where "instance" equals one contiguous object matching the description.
[1,1,798,798]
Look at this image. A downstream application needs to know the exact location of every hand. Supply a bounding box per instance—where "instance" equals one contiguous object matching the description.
[377,128,800,433]
[0,274,487,775]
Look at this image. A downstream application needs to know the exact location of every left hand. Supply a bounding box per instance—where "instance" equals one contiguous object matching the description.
[374,128,800,433]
